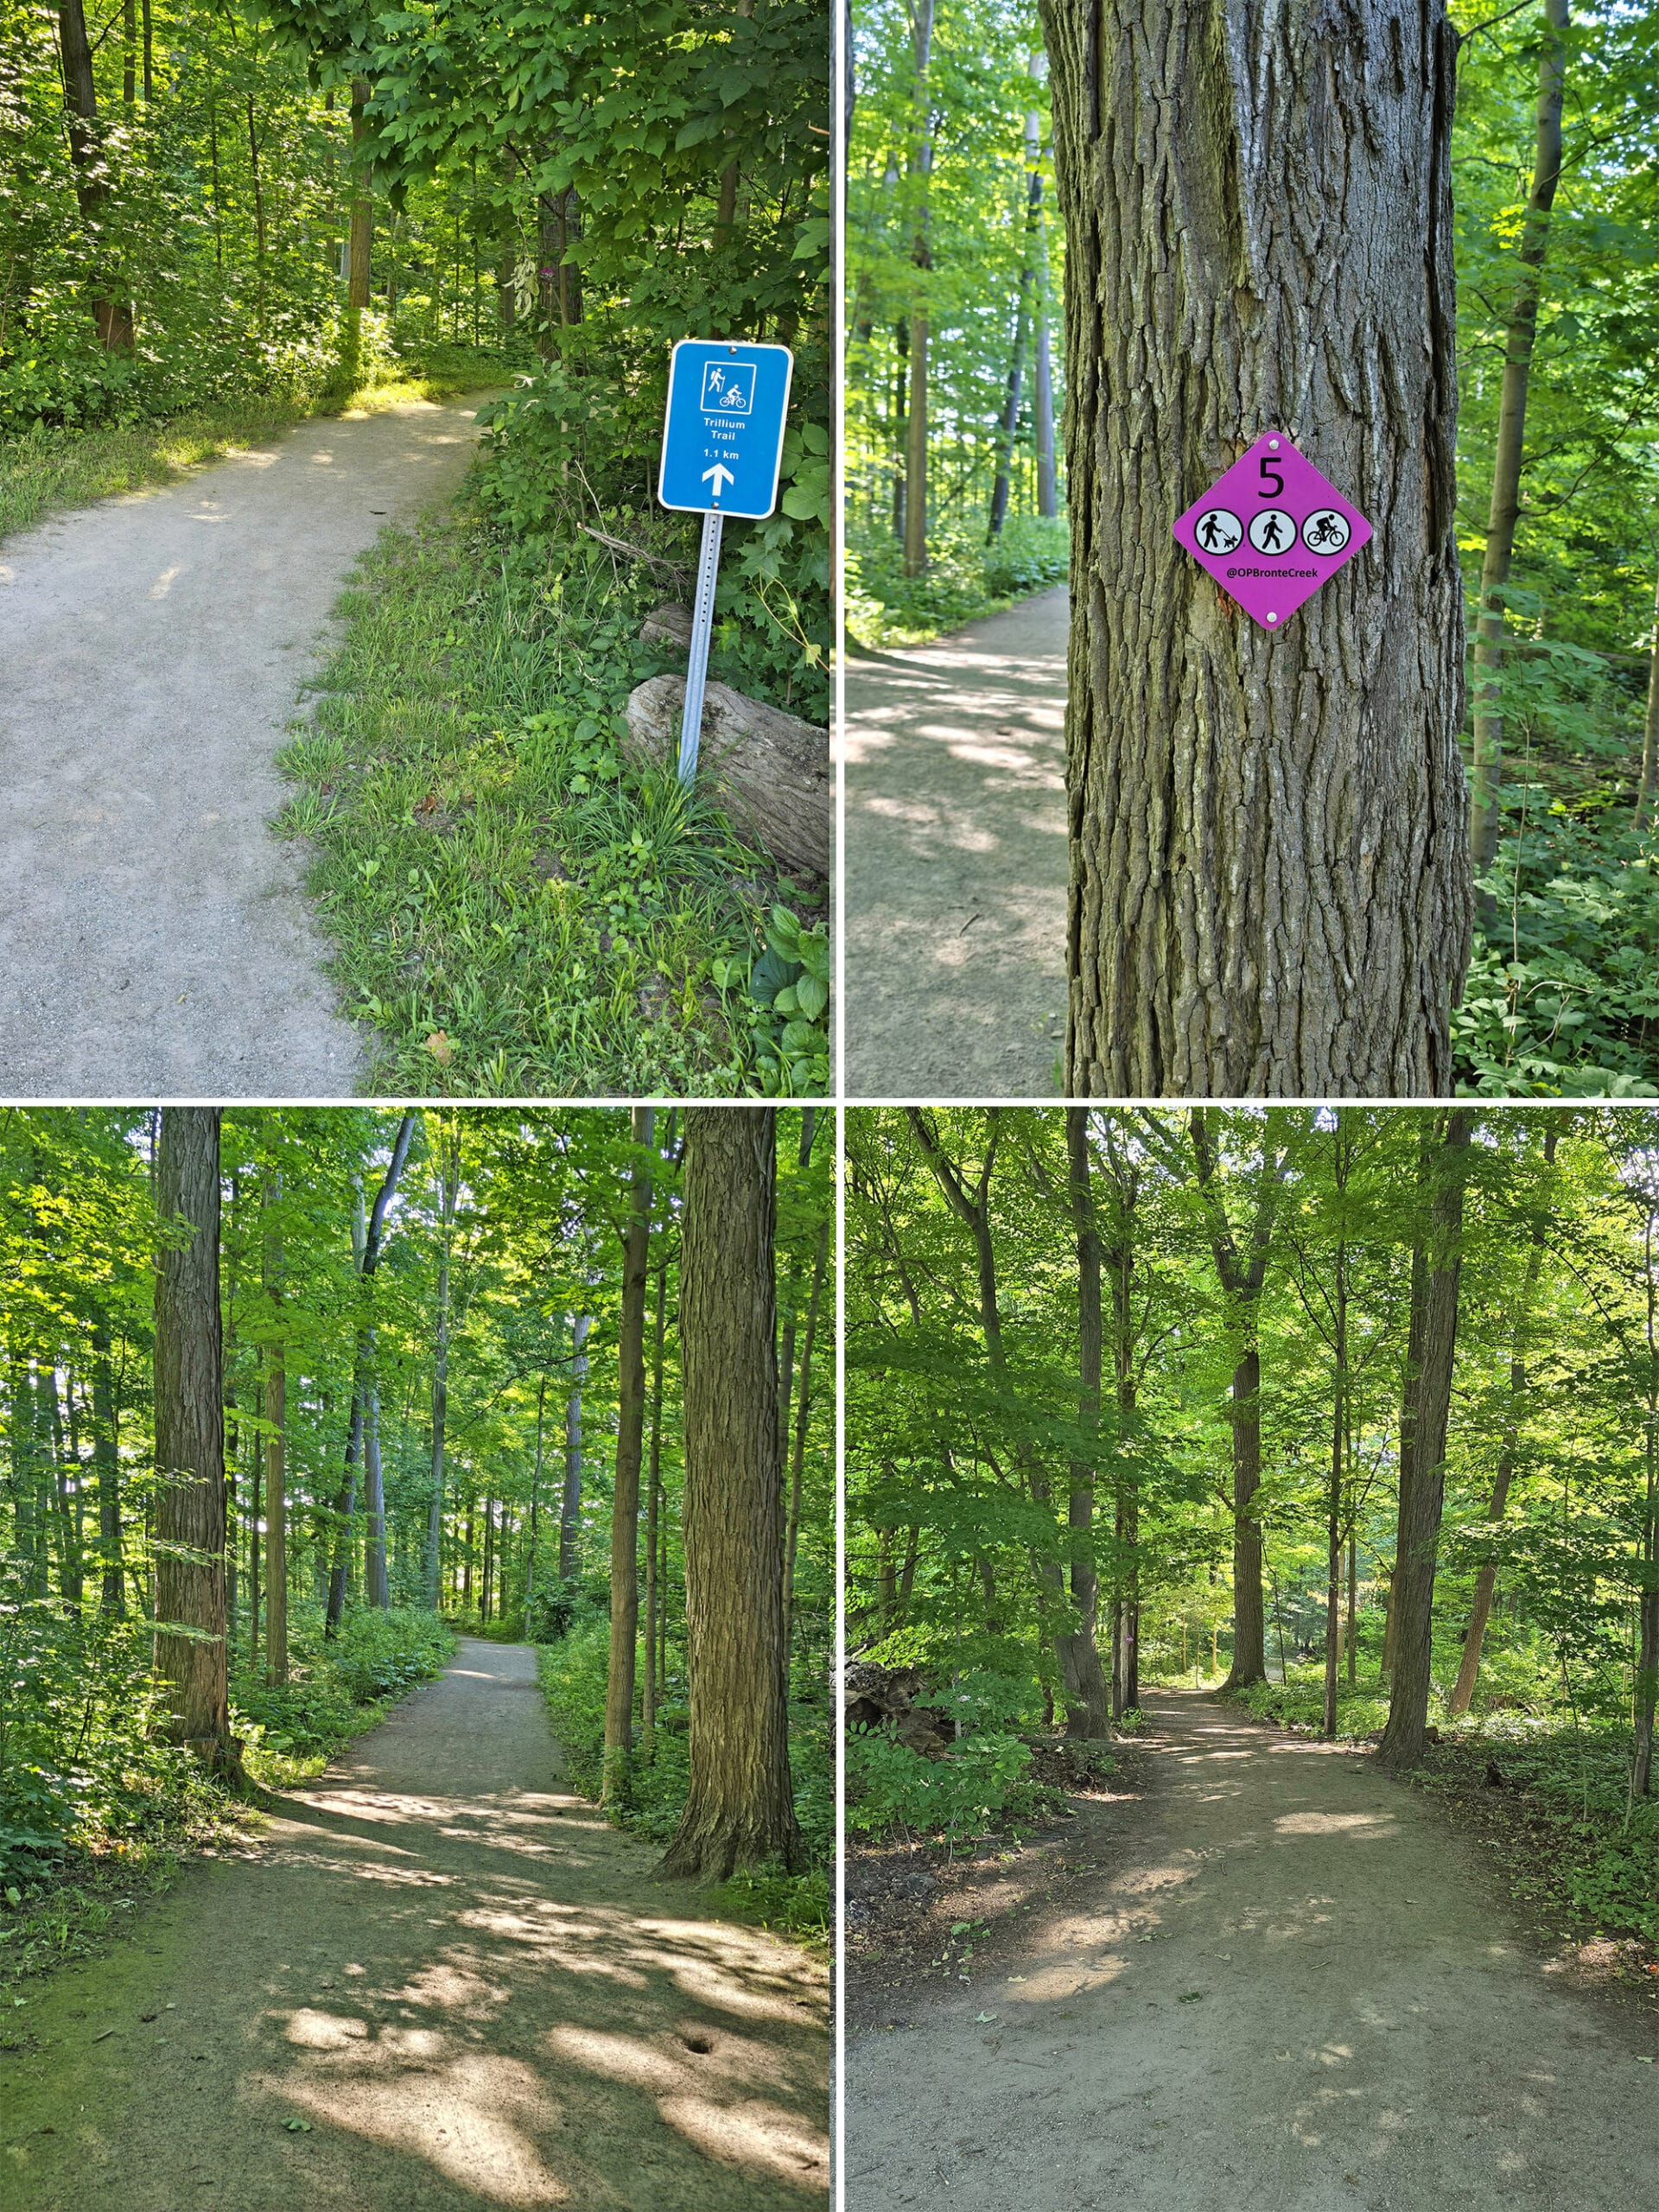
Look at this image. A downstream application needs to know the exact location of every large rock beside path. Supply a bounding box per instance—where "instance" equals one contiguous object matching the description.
[624,672,831,880]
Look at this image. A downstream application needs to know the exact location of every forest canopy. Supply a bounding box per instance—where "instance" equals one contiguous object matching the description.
[845,1104,1659,1941]
[0,1104,833,1986]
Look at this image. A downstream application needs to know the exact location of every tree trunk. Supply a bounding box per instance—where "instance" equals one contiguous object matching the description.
[1448,1129,1554,1715]
[1469,0,1570,883]
[901,0,935,578]
[643,1255,669,1753]
[783,1217,830,1643]
[559,1314,591,1581]
[152,1109,238,1773]
[1029,54,1058,518]
[604,1108,654,1805]
[1378,1109,1474,1770]
[1044,0,1470,1096]
[1187,1110,1288,1687]
[658,1109,803,1881]
[56,0,134,349]
[91,1314,124,1615]
[424,1120,458,1609]
[1635,554,1659,833]
[1060,1108,1111,1734]
[988,97,1043,541]
[264,1194,287,1687]
[327,1116,414,1637]
[713,0,756,244]
[363,1382,389,1609]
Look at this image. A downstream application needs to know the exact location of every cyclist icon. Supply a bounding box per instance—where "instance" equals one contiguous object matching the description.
[1300,508,1351,556]
[1248,508,1294,556]
[1193,508,1242,556]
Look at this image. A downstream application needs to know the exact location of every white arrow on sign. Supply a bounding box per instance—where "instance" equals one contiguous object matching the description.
[702,462,734,496]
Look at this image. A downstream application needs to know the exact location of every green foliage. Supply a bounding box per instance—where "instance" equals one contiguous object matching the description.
[231,1604,454,1776]
[848,513,1066,647]
[845,1727,1053,1845]
[713,906,832,1097]
[1455,816,1659,1095]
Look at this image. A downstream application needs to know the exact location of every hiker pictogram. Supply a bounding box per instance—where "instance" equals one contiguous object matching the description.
[1248,508,1295,556]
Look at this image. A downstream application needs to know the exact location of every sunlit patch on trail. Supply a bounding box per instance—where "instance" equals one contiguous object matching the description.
[1273,1811,1399,1837]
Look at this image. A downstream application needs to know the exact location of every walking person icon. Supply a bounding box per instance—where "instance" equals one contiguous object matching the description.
[1248,508,1294,556]
[1194,508,1242,556]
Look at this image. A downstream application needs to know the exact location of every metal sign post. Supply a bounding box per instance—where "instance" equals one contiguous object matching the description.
[678,510,724,785]
[657,338,793,784]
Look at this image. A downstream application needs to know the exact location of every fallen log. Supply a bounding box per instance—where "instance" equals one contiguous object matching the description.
[623,673,831,880]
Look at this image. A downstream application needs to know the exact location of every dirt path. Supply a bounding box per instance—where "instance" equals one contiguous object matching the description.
[846,1688,1653,2210]
[843,589,1068,1098]
[0,397,483,1098]
[0,1639,829,2210]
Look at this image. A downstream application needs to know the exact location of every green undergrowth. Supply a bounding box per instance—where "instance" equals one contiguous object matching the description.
[279,507,830,1097]
[0,1590,453,1996]
[846,513,1068,647]
[0,348,499,548]
[535,1618,832,1942]
[844,1665,1084,1853]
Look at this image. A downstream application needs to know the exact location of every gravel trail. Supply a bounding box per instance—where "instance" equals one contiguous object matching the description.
[0,1639,830,2209]
[843,588,1068,1099]
[0,397,483,1098]
[846,1688,1652,2211]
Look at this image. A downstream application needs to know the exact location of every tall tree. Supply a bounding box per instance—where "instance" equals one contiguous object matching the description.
[558,1313,591,1582]
[659,1109,803,1881]
[1042,0,1471,1096]
[1186,1110,1292,1688]
[263,1179,288,1688]
[325,1112,415,1637]
[901,0,935,577]
[151,1108,238,1772]
[1468,0,1571,886]
[1059,1107,1110,1734]
[1378,1108,1475,1770]
[603,1107,654,1806]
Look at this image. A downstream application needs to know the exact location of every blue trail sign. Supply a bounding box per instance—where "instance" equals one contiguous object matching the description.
[656,338,794,785]
[658,339,793,518]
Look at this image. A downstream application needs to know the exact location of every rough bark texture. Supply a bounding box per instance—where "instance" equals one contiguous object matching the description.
[902,0,935,577]
[603,1108,654,1805]
[623,676,831,880]
[152,1108,237,1770]
[1043,0,1471,1096]
[1378,1108,1473,1770]
[658,1109,804,1881]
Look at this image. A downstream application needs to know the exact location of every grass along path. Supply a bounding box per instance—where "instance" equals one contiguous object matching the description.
[0,367,494,548]
[1,1639,830,2211]
[281,508,830,1096]
[846,1687,1656,2212]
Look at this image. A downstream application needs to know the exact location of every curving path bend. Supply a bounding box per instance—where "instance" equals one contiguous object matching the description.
[0,1639,830,2210]
[847,1688,1653,2211]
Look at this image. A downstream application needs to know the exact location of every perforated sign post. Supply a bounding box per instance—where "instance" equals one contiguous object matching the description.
[1173,433,1371,632]
[658,338,793,784]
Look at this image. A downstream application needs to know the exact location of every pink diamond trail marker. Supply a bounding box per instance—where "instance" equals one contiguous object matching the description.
[1173,433,1371,632]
